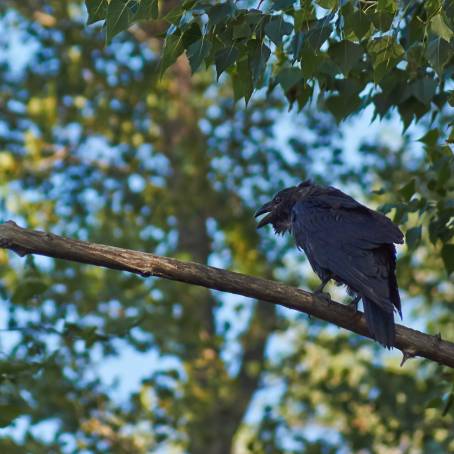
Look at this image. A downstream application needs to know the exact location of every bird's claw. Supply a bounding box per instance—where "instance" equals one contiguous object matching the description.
[348,296,361,313]
[314,290,332,303]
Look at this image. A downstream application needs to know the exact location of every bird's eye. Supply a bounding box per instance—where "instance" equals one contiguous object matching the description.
[274,196,281,203]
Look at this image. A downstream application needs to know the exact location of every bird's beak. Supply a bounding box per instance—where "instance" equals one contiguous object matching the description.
[254,202,274,229]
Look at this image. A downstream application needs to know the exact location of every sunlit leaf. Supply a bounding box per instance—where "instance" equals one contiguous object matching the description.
[431,14,453,43]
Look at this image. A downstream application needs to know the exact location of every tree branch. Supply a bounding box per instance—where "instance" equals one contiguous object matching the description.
[0,220,453,368]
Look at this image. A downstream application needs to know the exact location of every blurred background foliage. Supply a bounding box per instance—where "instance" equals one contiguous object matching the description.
[0,1,453,453]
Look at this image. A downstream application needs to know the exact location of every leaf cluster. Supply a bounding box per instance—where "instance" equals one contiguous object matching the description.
[88,0,454,136]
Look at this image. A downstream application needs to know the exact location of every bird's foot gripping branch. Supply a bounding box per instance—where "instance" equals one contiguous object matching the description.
[0,220,453,368]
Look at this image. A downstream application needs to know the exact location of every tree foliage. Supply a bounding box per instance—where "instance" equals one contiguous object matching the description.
[89,1,454,131]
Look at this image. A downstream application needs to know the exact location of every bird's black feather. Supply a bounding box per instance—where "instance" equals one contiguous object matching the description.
[255,181,403,348]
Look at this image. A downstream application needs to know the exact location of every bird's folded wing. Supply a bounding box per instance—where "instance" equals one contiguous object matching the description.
[295,194,403,246]
[309,186,404,244]
[291,200,398,313]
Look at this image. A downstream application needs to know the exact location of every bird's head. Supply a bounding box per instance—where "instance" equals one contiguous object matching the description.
[255,185,301,234]
[255,181,314,234]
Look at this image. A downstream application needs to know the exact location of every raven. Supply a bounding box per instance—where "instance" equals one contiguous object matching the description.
[255,181,403,348]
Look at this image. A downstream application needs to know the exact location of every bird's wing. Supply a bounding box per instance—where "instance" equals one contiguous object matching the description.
[292,200,399,313]
[304,187,404,245]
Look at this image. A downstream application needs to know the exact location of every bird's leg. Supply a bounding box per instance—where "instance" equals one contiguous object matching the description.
[314,276,331,294]
[348,295,361,313]
[313,275,332,303]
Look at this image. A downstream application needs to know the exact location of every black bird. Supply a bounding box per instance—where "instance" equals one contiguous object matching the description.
[255,181,403,348]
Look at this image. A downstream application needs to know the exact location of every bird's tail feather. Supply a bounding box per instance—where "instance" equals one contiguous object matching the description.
[363,298,395,349]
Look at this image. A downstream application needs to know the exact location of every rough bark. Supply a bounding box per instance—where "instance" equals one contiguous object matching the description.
[1,220,453,369]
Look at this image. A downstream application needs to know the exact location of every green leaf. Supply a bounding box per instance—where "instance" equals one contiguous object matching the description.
[373,91,394,118]
[329,40,363,75]
[316,0,337,9]
[163,4,184,24]
[425,396,443,409]
[448,91,454,107]
[208,1,235,27]
[86,0,108,24]
[276,67,303,92]
[431,14,453,42]
[244,10,266,28]
[426,38,452,76]
[304,17,333,49]
[233,22,251,40]
[447,125,454,144]
[371,12,394,31]
[133,0,159,21]
[443,392,454,416]
[232,59,253,103]
[182,23,202,48]
[215,47,240,79]
[342,5,370,40]
[106,0,132,43]
[335,79,362,99]
[393,205,408,224]
[293,6,316,30]
[264,16,293,46]
[436,156,451,186]
[406,226,422,249]
[160,33,184,75]
[397,97,429,131]
[300,46,323,77]
[181,0,197,8]
[187,38,212,73]
[325,94,361,122]
[291,31,304,60]
[367,36,404,82]
[248,41,271,86]
[377,0,397,13]
[418,129,439,147]
[368,36,404,65]
[398,178,416,201]
[284,82,313,110]
[441,244,454,274]
[295,83,312,109]
[410,77,437,106]
[271,0,295,11]
[378,203,397,214]
[429,217,443,245]
[0,404,24,428]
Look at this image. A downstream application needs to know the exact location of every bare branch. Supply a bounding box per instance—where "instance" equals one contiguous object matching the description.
[0,221,453,368]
